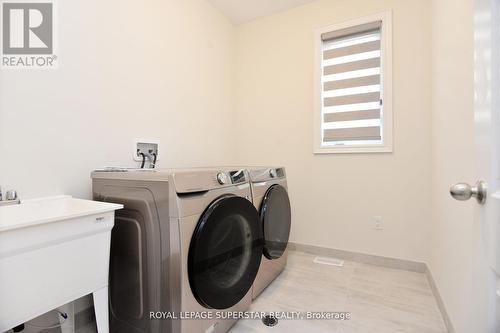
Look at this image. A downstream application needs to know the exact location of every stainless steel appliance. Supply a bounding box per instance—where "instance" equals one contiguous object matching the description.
[247,167,291,299]
[92,168,263,333]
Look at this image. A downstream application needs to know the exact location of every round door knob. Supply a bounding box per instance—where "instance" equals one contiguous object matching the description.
[450,180,487,204]
[217,172,228,185]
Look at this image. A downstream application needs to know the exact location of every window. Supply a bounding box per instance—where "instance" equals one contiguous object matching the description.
[314,12,392,153]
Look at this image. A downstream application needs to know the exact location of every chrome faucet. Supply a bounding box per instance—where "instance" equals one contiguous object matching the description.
[6,190,17,201]
[0,187,20,206]
[143,151,157,169]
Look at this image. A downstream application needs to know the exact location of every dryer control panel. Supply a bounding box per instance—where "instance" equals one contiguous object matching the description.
[275,167,285,178]
[249,167,286,183]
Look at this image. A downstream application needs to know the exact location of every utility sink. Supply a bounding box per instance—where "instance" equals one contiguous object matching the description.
[0,196,122,333]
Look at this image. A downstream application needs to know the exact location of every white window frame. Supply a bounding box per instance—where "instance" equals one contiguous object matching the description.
[313,11,393,154]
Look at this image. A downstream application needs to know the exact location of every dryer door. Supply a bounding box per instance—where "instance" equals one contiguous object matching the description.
[188,195,263,309]
[260,185,291,260]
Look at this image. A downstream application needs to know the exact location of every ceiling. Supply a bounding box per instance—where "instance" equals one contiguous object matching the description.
[208,0,318,24]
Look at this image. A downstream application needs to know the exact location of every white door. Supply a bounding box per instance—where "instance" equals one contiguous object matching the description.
[474,0,500,324]
[474,0,500,277]
[451,0,500,278]
[451,0,500,326]
[450,0,500,312]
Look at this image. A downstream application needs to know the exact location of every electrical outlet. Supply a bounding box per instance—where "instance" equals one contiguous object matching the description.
[372,216,383,230]
[133,139,160,162]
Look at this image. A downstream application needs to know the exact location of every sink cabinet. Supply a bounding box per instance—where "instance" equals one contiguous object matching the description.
[0,196,122,333]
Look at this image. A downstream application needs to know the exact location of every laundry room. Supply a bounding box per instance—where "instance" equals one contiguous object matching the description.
[0,0,499,332]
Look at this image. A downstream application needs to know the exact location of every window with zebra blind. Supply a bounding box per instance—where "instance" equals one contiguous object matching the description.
[314,12,393,153]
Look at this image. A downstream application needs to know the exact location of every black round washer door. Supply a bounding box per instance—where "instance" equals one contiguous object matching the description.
[188,195,263,309]
[260,185,291,260]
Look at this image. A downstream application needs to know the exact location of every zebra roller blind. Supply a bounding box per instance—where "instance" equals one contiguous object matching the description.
[321,21,383,145]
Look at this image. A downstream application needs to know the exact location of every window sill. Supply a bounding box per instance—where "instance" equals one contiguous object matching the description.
[313,145,393,154]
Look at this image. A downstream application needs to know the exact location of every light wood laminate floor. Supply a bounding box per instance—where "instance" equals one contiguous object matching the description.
[230,251,447,333]
[73,250,447,333]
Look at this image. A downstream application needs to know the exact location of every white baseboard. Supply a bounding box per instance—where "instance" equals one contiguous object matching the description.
[288,242,426,272]
[425,266,456,333]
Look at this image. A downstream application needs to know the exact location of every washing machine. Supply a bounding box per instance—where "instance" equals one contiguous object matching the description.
[247,167,291,299]
[91,168,263,333]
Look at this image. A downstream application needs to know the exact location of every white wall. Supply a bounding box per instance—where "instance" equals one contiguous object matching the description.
[0,0,237,200]
[429,0,499,331]
[235,0,432,262]
[0,0,238,320]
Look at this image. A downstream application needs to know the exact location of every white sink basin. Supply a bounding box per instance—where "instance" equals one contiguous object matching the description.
[0,196,122,333]
[0,195,122,232]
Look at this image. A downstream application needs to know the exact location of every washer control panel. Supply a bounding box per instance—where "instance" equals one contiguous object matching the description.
[173,169,250,193]
[230,170,247,184]
[215,170,247,185]
[217,172,229,185]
